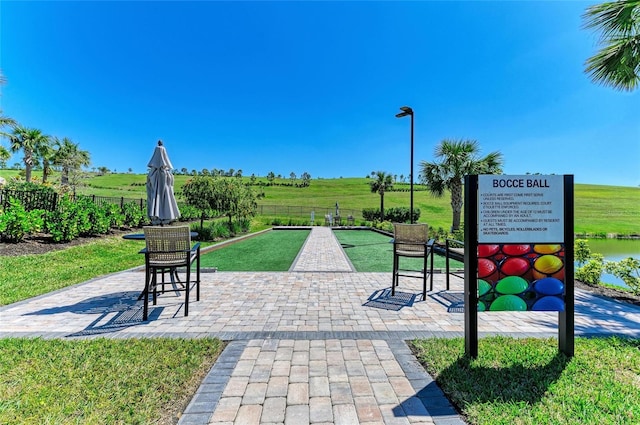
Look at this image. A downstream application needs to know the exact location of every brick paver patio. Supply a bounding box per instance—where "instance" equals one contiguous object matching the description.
[2,227,639,424]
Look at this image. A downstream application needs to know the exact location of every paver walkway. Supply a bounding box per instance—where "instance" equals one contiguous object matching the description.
[290,227,354,272]
[2,228,640,424]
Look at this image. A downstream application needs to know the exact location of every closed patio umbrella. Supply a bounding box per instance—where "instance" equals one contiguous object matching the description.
[146,140,180,225]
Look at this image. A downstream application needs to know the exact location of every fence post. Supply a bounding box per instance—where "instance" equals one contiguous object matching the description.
[120,197,124,209]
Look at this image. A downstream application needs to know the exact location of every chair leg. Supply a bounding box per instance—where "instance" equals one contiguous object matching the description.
[392,253,398,296]
[429,248,434,292]
[152,269,158,305]
[446,253,451,291]
[422,251,427,300]
[161,268,165,294]
[196,249,201,301]
[185,265,190,317]
[143,266,150,321]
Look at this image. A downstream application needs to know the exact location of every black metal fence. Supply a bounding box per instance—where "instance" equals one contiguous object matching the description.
[0,189,146,212]
[0,189,59,211]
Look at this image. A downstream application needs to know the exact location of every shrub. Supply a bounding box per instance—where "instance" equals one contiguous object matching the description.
[104,203,125,229]
[122,201,146,228]
[606,258,640,295]
[191,222,216,241]
[0,198,44,242]
[213,221,231,239]
[362,208,379,221]
[575,239,592,266]
[362,207,421,223]
[46,195,80,242]
[237,218,251,232]
[576,253,605,286]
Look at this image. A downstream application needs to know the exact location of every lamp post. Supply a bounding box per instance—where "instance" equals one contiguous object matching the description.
[396,106,414,223]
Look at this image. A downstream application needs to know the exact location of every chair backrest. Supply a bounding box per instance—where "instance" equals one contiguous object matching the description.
[143,225,191,264]
[393,223,429,254]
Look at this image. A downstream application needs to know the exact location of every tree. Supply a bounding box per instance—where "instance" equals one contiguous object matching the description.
[369,171,394,220]
[182,176,257,229]
[583,0,640,91]
[52,137,91,187]
[267,171,275,185]
[301,172,311,187]
[420,139,503,232]
[9,127,50,183]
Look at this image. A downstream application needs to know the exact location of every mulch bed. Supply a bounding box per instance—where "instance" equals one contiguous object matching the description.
[2,233,639,308]
[0,229,133,257]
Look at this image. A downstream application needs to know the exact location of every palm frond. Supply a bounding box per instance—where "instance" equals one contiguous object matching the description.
[585,35,640,90]
[583,0,640,38]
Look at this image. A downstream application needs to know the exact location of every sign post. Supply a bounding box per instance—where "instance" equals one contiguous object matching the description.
[464,174,574,358]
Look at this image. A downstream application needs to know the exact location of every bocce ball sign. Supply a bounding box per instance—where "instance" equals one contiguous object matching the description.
[464,174,575,358]
[478,175,564,243]
[476,175,566,313]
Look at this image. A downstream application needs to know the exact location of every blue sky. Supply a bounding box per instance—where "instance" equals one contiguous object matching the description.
[1,1,638,186]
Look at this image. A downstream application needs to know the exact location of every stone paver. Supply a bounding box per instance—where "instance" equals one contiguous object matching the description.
[2,228,640,424]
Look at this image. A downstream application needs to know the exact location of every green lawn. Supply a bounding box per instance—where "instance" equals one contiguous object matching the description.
[0,337,223,424]
[0,236,146,306]
[334,229,463,272]
[412,336,640,425]
[199,229,310,271]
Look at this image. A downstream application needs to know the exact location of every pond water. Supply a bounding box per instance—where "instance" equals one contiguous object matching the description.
[583,239,640,288]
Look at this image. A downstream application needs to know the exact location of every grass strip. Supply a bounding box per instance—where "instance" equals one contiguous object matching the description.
[412,336,640,425]
[199,229,310,271]
[0,337,223,424]
[334,229,463,272]
[0,236,147,306]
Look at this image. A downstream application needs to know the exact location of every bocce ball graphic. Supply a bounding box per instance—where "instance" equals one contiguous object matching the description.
[499,257,531,277]
[477,258,498,282]
[478,244,500,258]
[533,244,562,255]
[501,244,531,256]
[533,254,564,280]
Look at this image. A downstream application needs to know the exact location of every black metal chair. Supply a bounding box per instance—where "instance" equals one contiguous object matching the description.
[141,225,200,320]
[392,223,434,300]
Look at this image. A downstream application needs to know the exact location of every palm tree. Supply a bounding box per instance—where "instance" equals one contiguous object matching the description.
[369,171,394,220]
[9,127,50,183]
[583,0,640,91]
[52,137,91,186]
[37,141,54,183]
[420,139,503,232]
